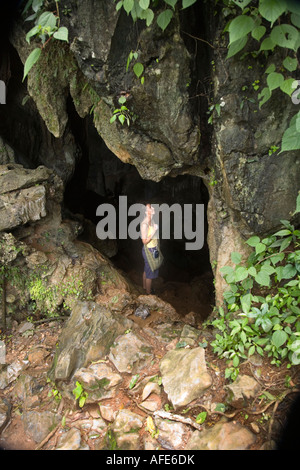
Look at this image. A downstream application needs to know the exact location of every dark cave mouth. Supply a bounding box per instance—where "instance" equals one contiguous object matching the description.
[63,109,215,321]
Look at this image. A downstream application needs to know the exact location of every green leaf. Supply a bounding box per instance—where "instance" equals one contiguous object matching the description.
[279,236,292,252]
[280,78,296,96]
[226,36,248,59]
[53,26,69,42]
[251,25,266,41]
[241,293,252,313]
[248,266,257,276]
[280,119,300,152]
[246,236,260,247]
[123,0,134,14]
[228,15,255,44]
[258,87,272,108]
[272,330,288,348]
[139,0,150,9]
[182,0,197,9]
[267,72,284,91]
[235,266,249,282]
[265,63,276,74]
[232,355,240,367]
[282,264,297,279]
[116,1,123,11]
[270,253,285,265]
[133,62,144,78]
[258,0,287,26]
[274,229,292,236]
[255,242,266,255]
[232,0,252,9]
[196,411,207,424]
[37,11,57,29]
[255,270,270,287]
[32,0,43,13]
[291,12,300,28]
[261,264,275,275]
[72,381,83,400]
[164,0,177,9]
[26,25,40,44]
[231,252,242,264]
[270,24,299,51]
[157,9,173,30]
[282,56,298,72]
[140,8,154,26]
[118,114,126,125]
[214,403,226,412]
[259,36,275,51]
[23,47,41,81]
[129,374,140,389]
[294,193,300,214]
[220,266,234,275]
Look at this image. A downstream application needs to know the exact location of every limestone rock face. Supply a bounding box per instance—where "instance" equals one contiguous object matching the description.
[0,164,63,232]
[11,0,200,182]
[206,15,300,302]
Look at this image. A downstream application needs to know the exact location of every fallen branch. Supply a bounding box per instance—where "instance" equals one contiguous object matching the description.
[153,410,202,431]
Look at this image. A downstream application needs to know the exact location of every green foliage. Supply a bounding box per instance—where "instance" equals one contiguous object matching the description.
[115,0,197,31]
[72,381,88,408]
[129,374,140,389]
[28,273,92,318]
[222,0,300,151]
[208,201,300,378]
[110,96,137,126]
[22,0,69,81]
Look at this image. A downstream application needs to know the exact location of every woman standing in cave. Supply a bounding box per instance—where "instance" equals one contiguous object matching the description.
[141,203,162,295]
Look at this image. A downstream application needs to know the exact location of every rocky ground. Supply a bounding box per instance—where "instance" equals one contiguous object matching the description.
[0,303,299,451]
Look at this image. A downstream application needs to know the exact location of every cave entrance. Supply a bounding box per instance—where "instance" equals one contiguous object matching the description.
[64,100,214,322]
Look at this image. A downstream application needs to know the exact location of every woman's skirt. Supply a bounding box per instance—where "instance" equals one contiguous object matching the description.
[142,246,159,279]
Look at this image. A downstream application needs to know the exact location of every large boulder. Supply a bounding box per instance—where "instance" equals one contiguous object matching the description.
[0,164,63,232]
[49,301,134,383]
[159,347,212,409]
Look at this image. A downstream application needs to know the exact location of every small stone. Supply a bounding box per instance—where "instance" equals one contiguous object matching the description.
[111,410,144,451]
[250,422,260,434]
[134,305,150,319]
[109,331,153,374]
[154,416,190,450]
[100,404,117,422]
[140,394,161,412]
[17,322,35,334]
[142,381,161,400]
[56,428,82,450]
[226,374,261,409]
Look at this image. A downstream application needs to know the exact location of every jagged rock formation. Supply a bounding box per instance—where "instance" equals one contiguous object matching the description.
[1,0,297,305]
